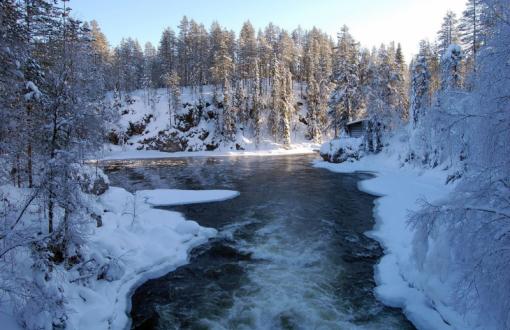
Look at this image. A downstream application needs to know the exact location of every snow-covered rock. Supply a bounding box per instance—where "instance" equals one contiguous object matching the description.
[105,84,321,154]
[320,137,364,163]
[72,164,110,195]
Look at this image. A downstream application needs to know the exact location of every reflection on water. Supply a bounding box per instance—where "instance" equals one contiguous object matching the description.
[104,155,414,330]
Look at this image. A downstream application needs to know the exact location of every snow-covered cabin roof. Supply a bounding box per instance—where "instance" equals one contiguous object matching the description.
[346,119,368,127]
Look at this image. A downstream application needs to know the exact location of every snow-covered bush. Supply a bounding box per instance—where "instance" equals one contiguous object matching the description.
[409,1,510,327]
[320,137,364,163]
[72,164,110,196]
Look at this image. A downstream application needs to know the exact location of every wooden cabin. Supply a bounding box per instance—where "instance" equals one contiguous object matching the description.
[346,119,368,138]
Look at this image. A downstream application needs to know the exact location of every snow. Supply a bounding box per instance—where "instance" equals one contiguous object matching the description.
[105,84,324,154]
[24,81,41,101]
[97,143,317,161]
[64,187,239,330]
[319,137,363,155]
[137,189,239,206]
[0,185,239,330]
[314,152,468,330]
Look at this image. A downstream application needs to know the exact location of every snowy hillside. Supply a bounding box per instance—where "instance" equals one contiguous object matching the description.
[105,83,319,154]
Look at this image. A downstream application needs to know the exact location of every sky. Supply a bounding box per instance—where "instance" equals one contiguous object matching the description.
[70,0,467,61]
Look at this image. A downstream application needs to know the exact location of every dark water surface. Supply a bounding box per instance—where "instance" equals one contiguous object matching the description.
[104,154,414,330]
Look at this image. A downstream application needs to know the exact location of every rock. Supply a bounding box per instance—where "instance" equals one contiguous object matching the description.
[176,106,201,132]
[140,132,187,152]
[91,213,102,227]
[206,143,218,151]
[107,130,120,145]
[198,130,209,141]
[320,137,364,163]
[126,121,146,136]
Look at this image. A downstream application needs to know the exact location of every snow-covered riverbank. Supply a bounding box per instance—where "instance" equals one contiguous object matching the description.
[315,154,471,330]
[96,143,317,161]
[0,185,239,330]
[67,187,239,329]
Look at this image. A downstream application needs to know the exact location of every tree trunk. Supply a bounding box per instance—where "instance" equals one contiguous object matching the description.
[48,195,54,234]
[27,143,33,188]
[16,154,21,187]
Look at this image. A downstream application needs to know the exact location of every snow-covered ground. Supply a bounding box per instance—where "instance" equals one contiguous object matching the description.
[97,142,317,161]
[0,186,239,330]
[67,187,239,329]
[315,153,470,329]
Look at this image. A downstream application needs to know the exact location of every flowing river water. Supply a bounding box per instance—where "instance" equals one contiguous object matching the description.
[104,154,414,330]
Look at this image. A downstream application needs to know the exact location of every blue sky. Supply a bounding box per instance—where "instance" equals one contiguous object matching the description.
[70,0,466,60]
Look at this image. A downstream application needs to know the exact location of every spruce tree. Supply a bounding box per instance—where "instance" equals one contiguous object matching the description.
[252,59,263,145]
[331,25,361,136]
[410,42,432,127]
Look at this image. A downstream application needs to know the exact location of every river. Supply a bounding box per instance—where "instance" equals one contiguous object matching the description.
[104,154,414,330]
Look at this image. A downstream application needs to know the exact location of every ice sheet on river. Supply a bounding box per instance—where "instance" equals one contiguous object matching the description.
[137,189,239,206]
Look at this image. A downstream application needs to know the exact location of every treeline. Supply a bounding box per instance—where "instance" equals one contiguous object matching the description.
[0,0,111,318]
[95,18,407,144]
[94,1,488,145]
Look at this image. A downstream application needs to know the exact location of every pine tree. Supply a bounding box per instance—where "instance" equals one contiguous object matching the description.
[188,20,209,90]
[257,30,272,96]
[410,42,432,126]
[222,78,236,142]
[277,30,296,73]
[162,71,181,127]
[177,16,191,85]
[158,27,177,85]
[252,59,263,145]
[89,20,112,89]
[278,64,293,146]
[440,44,463,90]
[268,55,281,141]
[210,27,234,89]
[459,0,486,67]
[438,10,460,55]
[304,27,333,142]
[238,21,258,82]
[233,83,248,129]
[394,43,409,120]
[331,25,361,136]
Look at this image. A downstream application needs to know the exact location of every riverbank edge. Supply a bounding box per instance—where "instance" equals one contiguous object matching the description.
[63,188,239,330]
[91,143,318,162]
[314,155,469,330]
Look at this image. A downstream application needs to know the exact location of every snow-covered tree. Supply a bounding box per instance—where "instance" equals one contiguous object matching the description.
[330,25,361,136]
[221,79,236,142]
[410,3,510,329]
[268,56,282,140]
[158,27,177,84]
[252,60,263,145]
[440,44,464,90]
[437,10,460,55]
[410,42,432,127]
[459,0,487,67]
[210,25,234,88]
[233,83,248,129]
[238,21,258,82]
[162,71,181,126]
